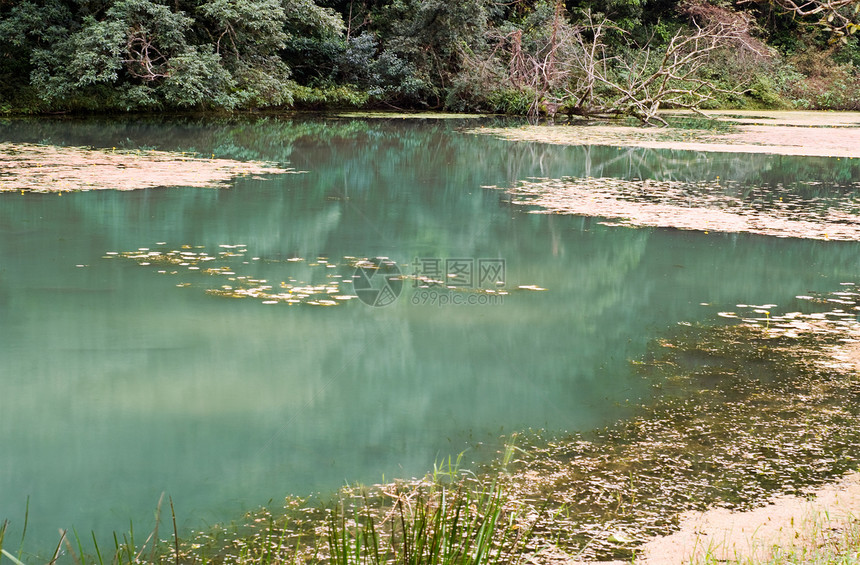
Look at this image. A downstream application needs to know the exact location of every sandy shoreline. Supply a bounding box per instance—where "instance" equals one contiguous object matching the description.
[624,469,860,564]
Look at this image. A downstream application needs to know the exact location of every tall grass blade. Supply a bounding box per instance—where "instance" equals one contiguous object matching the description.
[397,497,410,565]
[0,520,7,559]
[113,531,123,565]
[148,493,164,565]
[63,528,84,565]
[47,529,66,565]
[322,474,543,565]
[361,494,380,565]
[90,532,104,565]
[0,549,26,565]
[19,497,29,562]
[133,493,165,564]
[169,497,179,565]
[124,526,134,565]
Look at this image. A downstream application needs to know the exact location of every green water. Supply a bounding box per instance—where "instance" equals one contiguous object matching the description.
[1,115,860,552]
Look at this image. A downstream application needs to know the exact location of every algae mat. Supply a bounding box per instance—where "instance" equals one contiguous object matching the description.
[477,111,860,241]
[470,111,860,159]
[0,142,297,192]
[487,176,860,241]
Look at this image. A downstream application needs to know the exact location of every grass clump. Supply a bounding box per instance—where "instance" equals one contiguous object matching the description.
[61,454,541,565]
[325,479,537,565]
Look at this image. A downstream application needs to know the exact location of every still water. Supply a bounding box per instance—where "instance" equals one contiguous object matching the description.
[1,116,859,551]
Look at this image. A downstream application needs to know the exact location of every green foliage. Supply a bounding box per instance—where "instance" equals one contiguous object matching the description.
[748,74,788,107]
[198,0,288,54]
[779,44,860,109]
[325,481,534,565]
[284,0,345,36]
[0,1,75,106]
[67,16,126,87]
[283,35,345,83]
[370,0,491,105]
[0,0,74,49]
[487,88,535,115]
[159,45,236,107]
[293,83,369,107]
[0,0,859,113]
[0,0,342,111]
[325,31,428,103]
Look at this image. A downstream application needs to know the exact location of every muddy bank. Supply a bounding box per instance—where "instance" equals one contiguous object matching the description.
[0,142,297,192]
[612,341,860,565]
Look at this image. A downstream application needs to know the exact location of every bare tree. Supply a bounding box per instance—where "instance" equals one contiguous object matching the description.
[124,27,171,81]
[506,0,572,117]
[462,0,575,118]
[562,12,757,125]
[463,3,766,124]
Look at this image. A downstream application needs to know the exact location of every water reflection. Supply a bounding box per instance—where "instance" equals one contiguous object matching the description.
[1,116,859,553]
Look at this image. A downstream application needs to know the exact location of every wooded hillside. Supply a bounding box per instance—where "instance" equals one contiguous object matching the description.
[1,0,858,117]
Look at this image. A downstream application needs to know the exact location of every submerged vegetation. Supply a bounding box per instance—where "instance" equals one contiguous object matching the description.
[6,283,860,564]
[5,117,860,564]
[1,0,859,119]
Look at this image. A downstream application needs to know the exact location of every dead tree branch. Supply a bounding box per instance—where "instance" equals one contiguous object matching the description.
[564,13,750,125]
[124,28,171,81]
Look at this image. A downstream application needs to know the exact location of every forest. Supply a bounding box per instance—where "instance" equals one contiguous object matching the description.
[0,0,859,120]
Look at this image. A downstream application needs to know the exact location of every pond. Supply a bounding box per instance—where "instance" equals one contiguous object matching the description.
[1,115,859,554]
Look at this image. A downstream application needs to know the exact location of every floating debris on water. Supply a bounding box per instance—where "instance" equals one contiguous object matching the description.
[492,284,860,560]
[517,285,548,291]
[0,142,301,192]
[487,176,860,240]
[103,245,545,307]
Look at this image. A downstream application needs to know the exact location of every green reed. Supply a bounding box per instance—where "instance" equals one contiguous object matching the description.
[325,479,537,565]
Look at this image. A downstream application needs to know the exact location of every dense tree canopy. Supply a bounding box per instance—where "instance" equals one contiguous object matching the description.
[0,0,858,116]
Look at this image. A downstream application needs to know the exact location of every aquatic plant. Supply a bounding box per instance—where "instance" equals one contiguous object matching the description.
[323,478,538,565]
[5,284,860,565]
